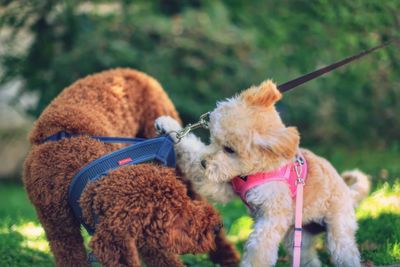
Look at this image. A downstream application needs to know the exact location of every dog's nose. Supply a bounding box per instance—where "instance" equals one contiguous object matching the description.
[213,223,223,234]
[200,159,207,169]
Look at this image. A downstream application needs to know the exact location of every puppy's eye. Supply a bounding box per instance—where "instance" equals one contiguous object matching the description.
[223,146,235,154]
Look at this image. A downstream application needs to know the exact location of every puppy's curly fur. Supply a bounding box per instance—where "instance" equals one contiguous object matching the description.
[24,69,240,267]
[156,80,370,267]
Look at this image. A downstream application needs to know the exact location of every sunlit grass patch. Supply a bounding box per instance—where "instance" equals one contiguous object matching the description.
[10,222,50,253]
[0,219,53,267]
[357,181,400,219]
[356,181,400,265]
[0,183,54,266]
[227,215,253,244]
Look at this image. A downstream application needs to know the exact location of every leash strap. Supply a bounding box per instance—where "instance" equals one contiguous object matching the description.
[278,40,393,93]
[293,181,304,267]
[292,155,306,267]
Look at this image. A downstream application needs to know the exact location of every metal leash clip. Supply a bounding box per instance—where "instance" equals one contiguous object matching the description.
[294,155,305,185]
[174,112,210,142]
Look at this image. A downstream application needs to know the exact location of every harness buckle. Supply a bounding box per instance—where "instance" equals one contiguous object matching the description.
[293,227,303,248]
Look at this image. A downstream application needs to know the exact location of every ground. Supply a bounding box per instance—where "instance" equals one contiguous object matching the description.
[0,146,399,267]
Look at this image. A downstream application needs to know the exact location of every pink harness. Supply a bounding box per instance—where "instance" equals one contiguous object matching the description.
[231,154,307,267]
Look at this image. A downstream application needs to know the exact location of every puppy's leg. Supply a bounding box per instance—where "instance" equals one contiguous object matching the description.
[184,181,240,266]
[209,228,241,267]
[155,116,205,180]
[34,207,88,267]
[241,182,293,267]
[139,247,184,267]
[24,159,88,267]
[242,217,291,267]
[325,201,361,267]
[284,228,321,267]
[155,116,236,203]
[90,220,141,267]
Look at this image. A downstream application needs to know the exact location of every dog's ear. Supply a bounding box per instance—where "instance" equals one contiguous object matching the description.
[240,80,282,107]
[254,127,300,160]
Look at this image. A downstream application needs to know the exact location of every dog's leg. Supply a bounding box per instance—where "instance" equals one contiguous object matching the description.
[155,116,236,203]
[155,116,205,180]
[90,221,141,267]
[34,206,88,267]
[176,136,236,202]
[325,203,361,267]
[284,227,322,267]
[241,217,291,267]
[241,182,293,267]
[24,156,88,267]
[183,181,240,267]
[139,247,185,267]
[209,228,241,267]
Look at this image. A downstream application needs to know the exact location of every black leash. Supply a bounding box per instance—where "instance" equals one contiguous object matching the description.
[278,40,394,93]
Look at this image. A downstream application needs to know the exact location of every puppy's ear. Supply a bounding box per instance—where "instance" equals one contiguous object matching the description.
[240,80,282,107]
[254,127,300,160]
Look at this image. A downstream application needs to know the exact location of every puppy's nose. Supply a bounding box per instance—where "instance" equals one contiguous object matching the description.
[200,159,207,169]
[213,223,223,234]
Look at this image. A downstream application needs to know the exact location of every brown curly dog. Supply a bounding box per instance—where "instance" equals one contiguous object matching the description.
[24,69,240,267]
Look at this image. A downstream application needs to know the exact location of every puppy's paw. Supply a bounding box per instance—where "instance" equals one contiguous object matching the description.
[155,116,182,135]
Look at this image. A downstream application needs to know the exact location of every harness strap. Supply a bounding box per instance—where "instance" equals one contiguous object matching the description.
[67,134,176,234]
[42,131,176,235]
[43,130,145,144]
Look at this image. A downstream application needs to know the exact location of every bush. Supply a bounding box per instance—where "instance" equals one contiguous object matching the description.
[1,0,399,147]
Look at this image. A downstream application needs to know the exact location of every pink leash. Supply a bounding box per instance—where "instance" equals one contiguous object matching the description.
[292,157,305,267]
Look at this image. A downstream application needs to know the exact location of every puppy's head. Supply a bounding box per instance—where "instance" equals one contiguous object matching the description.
[202,80,300,182]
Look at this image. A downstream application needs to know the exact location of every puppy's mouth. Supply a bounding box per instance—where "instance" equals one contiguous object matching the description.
[205,165,232,183]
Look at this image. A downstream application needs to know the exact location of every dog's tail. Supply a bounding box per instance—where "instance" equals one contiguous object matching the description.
[341,169,371,207]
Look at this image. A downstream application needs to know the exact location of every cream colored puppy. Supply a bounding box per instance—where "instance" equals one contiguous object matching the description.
[156,81,370,267]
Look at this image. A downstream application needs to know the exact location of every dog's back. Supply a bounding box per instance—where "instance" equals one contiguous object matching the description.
[25,68,180,208]
[29,68,179,144]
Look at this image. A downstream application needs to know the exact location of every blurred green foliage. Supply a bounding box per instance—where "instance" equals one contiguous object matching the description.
[1,0,399,147]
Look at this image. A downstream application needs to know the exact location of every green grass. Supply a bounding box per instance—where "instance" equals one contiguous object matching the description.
[0,147,399,266]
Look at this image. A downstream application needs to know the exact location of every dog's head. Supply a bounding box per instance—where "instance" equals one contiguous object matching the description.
[202,80,300,182]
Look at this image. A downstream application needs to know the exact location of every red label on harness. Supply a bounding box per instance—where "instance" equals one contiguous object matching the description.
[118,157,133,165]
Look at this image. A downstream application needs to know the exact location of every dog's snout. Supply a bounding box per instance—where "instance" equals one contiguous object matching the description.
[213,223,223,234]
[200,159,207,169]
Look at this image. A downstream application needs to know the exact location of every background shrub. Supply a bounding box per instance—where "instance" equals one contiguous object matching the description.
[1,0,399,147]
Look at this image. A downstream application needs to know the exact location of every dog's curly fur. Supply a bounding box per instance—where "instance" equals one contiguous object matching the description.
[156,80,371,267]
[24,68,240,267]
